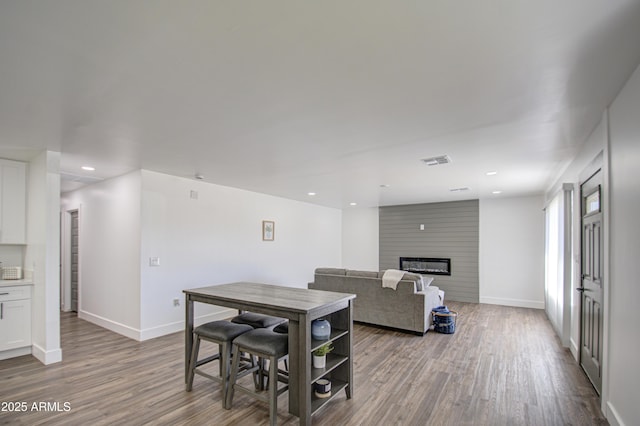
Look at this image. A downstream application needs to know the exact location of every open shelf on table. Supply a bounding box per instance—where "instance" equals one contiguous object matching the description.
[311,328,348,352]
[311,353,348,383]
[310,379,348,415]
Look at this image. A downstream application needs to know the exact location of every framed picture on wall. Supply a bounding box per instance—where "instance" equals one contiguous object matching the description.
[262,220,275,241]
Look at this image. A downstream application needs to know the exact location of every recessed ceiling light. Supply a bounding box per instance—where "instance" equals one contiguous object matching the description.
[81,166,95,171]
[486,171,498,176]
[349,202,357,206]
[308,192,316,196]
[492,190,502,194]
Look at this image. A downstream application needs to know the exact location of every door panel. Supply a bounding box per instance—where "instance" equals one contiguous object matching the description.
[593,222,601,285]
[582,224,592,280]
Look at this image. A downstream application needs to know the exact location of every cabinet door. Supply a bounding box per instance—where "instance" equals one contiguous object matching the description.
[0,159,27,244]
[0,299,32,351]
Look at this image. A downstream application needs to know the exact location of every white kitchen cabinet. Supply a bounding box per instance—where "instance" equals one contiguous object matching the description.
[0,285,31,353]
[0,159,27,244]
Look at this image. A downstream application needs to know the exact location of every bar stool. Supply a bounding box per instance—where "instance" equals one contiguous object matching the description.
[226,328,289,426]
[186,320,254,406]
[231,312,286,329]
[231,313,287,389]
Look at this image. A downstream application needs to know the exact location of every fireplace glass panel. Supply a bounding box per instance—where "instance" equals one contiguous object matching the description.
[399,257,451,276]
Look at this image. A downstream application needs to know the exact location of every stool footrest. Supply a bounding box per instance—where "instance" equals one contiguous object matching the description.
[232,381,289,403]
[194,370,222,383]
[195,353,221,368]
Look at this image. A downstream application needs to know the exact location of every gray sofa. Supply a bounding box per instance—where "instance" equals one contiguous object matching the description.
[308,267,445,335]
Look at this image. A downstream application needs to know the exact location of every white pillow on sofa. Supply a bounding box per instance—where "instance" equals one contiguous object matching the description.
[422,276,434,287]
[401,273,434,292]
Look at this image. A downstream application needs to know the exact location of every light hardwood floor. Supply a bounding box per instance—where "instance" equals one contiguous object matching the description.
[0,302,607,425]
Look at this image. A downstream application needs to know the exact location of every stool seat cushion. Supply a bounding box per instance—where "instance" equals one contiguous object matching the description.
[195,320,253,341]
[233,329,288,357]
[273,321,289,334]
[231,312,286,329]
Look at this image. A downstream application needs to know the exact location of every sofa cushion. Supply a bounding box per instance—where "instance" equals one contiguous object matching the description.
[315,267,347,275]
[400,272,423,291]
[346,270,379,278]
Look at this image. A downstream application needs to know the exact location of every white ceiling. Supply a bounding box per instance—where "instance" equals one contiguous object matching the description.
[1,1,639,208]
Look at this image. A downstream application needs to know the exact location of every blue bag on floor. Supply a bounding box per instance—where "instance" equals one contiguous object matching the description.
[432,305,450,314]
[432,305,457,334]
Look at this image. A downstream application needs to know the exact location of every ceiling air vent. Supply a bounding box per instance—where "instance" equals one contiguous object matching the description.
[60,172,104,184]
[449,187,470,192]
[421,155,451,166]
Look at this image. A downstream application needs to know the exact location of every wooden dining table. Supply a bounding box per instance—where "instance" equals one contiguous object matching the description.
[183,282,355,425]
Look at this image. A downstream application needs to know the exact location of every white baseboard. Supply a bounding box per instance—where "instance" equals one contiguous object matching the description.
[0,346,31,361]
[606,401,624,426]
[79,310,141,340]
[479,296,545,309]
[569,338,579,360]
[79,308,237,341]
[31,343,62,365]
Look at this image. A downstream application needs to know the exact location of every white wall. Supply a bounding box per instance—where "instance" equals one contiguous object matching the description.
[341,207,379,270]
[138,170,342,338]
[24,151,61,364]
[340,197,546,309]
[479,195,545,309]
[606,63,640,426]
[61,171,143,339]
[0,245,23,268]
[61,170,342,340]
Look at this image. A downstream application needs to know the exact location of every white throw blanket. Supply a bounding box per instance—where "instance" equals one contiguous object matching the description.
[382,269,406,290]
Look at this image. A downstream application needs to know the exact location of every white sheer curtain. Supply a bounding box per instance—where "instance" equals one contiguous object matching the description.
[545,194,562,325]
[544,185,573,346]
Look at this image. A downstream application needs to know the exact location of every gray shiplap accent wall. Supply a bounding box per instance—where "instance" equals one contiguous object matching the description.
[379,200,479,302]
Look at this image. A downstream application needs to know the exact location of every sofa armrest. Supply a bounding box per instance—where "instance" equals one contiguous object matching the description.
[418,286,443,330]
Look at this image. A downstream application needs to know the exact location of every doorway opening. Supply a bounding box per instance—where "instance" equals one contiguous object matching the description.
[61,209,79,315]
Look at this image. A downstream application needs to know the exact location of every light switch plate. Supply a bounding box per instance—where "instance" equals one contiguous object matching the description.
[149,257,160,267]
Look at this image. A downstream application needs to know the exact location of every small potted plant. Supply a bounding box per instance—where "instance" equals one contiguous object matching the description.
[312,342,334,368]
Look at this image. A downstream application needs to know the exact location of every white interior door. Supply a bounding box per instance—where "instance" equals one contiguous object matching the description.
[579,169,603,394]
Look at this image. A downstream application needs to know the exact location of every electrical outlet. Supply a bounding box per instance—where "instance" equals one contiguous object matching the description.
[173,298,180,307]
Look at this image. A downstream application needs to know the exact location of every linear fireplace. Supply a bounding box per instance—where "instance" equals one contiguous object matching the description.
[399,257,451,276]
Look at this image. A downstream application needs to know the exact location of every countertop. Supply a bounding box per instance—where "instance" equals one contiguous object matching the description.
[0,279,33,287]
